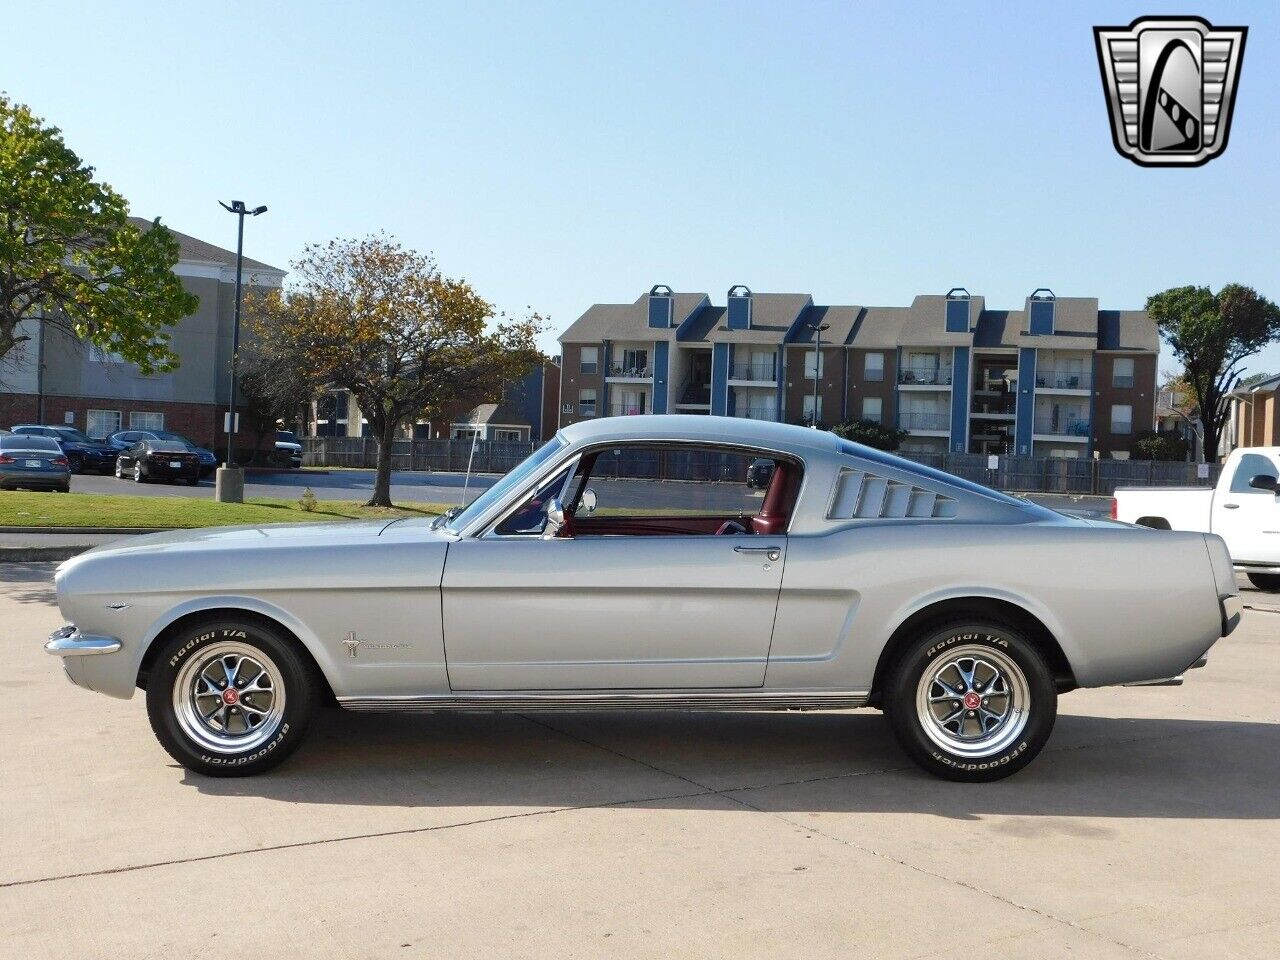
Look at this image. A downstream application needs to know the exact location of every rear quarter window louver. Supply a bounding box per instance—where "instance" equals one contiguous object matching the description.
[827,468,958,520]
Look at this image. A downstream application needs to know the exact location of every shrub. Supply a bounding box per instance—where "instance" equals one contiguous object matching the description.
[298,487,318,512]
[831,419,909,451]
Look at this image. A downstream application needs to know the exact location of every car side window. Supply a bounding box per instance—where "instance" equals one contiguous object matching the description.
[1230,453,1278,494]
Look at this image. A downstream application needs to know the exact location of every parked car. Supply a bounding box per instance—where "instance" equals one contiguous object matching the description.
[107,430,218,477]
[275,430,303,468]
[1114,447,1280,591]
[10,424,117,474]
[746,457,775,489]
[0,434,71,491]
[47,415,1239,782]
[113,439,202,485]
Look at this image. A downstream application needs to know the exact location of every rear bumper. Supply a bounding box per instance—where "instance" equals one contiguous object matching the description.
[1220,594,1243,637]
[45,624,121,656]
[0,474,70,489]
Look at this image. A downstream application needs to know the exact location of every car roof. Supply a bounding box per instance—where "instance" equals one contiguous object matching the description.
[558,415,845,457]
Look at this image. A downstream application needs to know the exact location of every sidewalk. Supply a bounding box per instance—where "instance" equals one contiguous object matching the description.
[0,531,132,562]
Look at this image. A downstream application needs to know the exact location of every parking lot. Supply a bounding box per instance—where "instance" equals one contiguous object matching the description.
[2,563,1276,959]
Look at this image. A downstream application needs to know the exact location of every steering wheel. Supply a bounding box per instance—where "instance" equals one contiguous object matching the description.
[715,520,747,536]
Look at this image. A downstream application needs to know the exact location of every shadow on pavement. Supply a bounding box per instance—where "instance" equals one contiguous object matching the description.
[184,709,1280,820]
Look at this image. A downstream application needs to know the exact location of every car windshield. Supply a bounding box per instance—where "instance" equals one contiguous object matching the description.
[277,431,299,443]
[152,430,196,446]
[54,428,94,443]
[439,437,565,533]
[1,435,61,452]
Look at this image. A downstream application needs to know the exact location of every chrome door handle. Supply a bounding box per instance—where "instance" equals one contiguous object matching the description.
[735,545,781,562]
[1223,503,1240,509]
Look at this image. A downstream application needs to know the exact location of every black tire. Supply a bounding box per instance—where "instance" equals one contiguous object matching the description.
[884,620,1057,782]
[1248,573,1280,592]
[67,455,83,474]
[145,617,318,776]
[133,462,146,483]
[187,475,201,486]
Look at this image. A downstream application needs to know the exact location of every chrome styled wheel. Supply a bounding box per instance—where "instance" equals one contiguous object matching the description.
[914,644,1031,759]
[172,642,287,754]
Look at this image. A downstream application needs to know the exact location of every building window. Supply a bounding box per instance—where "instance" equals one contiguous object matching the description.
[803,351,824,379]
[89,344,126,364]
[862,397,883,423]
[802,394,823,424]
[1110,404,1133,435]
[864,352,884,382]
[86,409,122,439]
[129,411,164,431]
[579,388,597,417]
[619,348,649,376]
[494,429,524,442]
[1113,357,1135,388]
[580,346,598,375]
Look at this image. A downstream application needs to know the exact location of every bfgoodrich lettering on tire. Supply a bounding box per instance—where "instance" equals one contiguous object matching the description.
[884,621,1057,782]
[145,617,317,777]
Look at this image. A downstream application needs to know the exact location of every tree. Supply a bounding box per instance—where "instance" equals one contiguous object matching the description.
[237,315,318,464]
[0,95,196,370]
[1241,370,1277,387]
[831,418,908,451]
[1146,285,1280,461]
[250,236,543,506]
[1132,429,1189,462]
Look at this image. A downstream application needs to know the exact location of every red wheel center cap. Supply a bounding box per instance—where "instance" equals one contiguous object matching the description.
[222,688,239,706]
[963,692,981,710]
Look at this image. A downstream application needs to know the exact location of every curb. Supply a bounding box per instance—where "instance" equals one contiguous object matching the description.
[0,526,163,535]
[0,546,97,562]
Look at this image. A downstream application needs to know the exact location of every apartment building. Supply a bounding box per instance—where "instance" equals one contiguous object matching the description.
[1227,373,1280,452]
[0,218,284,447]
[558,286,1159,459]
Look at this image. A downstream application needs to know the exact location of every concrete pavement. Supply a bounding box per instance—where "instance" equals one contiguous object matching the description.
[1,563,1277,958]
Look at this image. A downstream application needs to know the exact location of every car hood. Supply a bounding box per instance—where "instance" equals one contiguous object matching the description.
[63,518,421,565]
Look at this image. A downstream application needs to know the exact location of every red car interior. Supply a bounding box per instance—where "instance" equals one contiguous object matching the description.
[566,453,802,538]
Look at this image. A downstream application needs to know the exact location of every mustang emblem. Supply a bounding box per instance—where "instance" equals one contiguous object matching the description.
[342,633,362,658]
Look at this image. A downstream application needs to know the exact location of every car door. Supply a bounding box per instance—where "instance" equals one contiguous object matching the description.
[1214,452,1280,563]
[440,444,789,690]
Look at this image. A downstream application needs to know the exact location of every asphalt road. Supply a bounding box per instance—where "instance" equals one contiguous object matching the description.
[2,564,1276,958]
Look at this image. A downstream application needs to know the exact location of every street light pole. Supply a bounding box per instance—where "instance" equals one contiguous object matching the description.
[216,200,267,502]
[810,321,830,428]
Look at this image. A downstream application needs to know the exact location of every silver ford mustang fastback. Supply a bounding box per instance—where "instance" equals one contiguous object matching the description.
[46,416,1241,782]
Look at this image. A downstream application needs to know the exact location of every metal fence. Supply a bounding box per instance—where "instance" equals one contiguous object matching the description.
[302,436,1220,496]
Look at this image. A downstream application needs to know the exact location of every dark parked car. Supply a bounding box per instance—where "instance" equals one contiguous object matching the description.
[746,457,775,489]
[107,430,217,477]
[0,435,71,491]
[10,425,117,474]
[114,439,202,485]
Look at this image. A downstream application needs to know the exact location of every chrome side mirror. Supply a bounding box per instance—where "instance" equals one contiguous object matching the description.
[580,487,597,516]
[542,498,568,540]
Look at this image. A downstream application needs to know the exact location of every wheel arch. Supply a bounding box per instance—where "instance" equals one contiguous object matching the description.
[869,594,1076,704]
[1135,516,1172,530]
[136,598,337,703]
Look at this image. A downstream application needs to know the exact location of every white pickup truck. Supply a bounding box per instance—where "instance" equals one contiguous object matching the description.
[1114,447,1280,591]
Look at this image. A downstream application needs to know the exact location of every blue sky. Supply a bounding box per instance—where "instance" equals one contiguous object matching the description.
[9,1,1280,376]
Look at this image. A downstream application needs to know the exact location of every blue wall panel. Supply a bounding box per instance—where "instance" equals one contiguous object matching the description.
[949,346,970,451]
[1029,300,1054,335]
[727,295,751,330]
[601,341,611,414]
[945,299,970,333]
[1014,347,1037,454]
[648,295,673,329]
[711,342,729,416]
[652,341,669,414]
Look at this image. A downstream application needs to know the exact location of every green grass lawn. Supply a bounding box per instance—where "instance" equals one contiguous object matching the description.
[0,491,451,529]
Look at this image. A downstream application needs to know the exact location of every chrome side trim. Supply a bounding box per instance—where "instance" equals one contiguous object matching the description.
[338,690,871,713]
[44,625,122,657]
[1122,676,1184,687]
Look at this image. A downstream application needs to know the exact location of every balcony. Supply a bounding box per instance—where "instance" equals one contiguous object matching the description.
[608,402,649,417]
[729,360,778,383]
[678,380,711,406]
[900,411,950,432]
[898,366,953,387]
[607,363,653,381]
[734,406,779,422]
[1036,369,1092,391]
[1034,416,1090,439]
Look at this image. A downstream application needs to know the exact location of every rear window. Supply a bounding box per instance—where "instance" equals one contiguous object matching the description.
[148,440,189,452]
[1,435,61,452]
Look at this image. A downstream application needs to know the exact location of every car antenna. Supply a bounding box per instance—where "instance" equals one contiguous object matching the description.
[460,424,480,505]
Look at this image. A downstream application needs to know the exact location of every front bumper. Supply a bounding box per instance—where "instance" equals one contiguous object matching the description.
[45,624,121,656]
